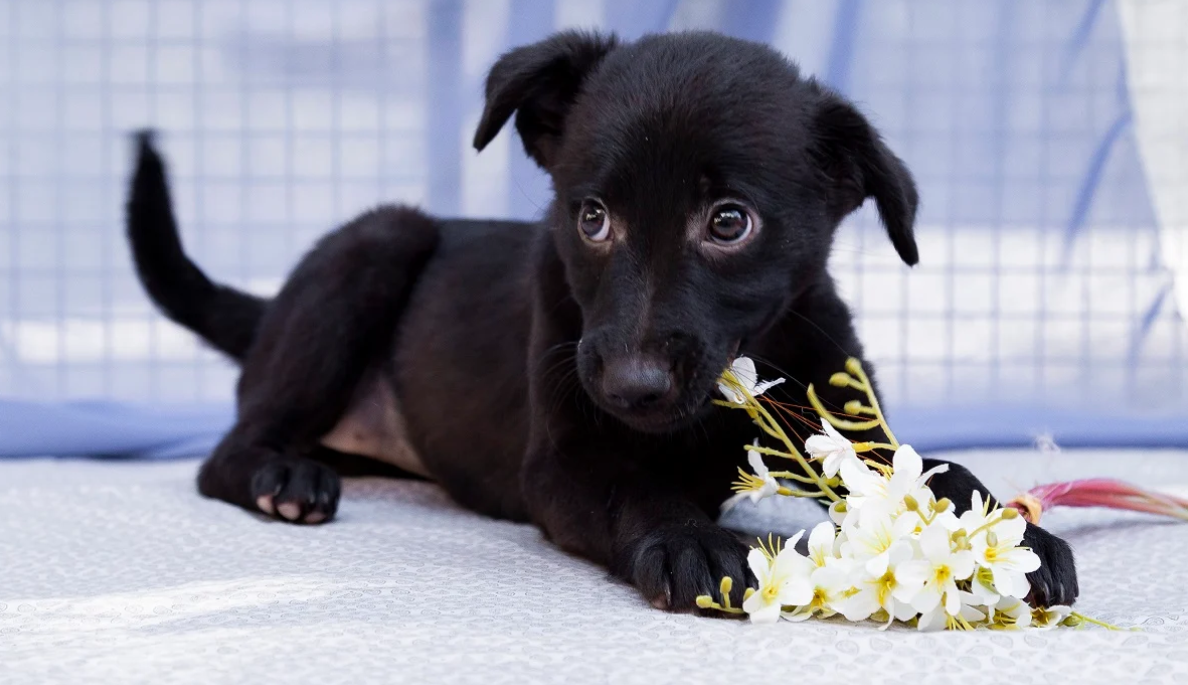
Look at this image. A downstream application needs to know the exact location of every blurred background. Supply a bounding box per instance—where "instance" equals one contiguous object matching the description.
[0,0,1184,457]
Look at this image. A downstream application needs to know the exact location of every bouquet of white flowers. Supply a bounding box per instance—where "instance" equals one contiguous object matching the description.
[697,357,1123,631]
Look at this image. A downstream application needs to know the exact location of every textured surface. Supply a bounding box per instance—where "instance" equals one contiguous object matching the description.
[2,450,1188,684]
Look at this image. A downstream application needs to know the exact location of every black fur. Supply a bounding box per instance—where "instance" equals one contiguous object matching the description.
[127,133,265,360]
[126,31,1077,609]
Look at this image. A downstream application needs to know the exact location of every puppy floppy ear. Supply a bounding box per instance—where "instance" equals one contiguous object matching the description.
[473,31,618,170]
[810,96,920,266]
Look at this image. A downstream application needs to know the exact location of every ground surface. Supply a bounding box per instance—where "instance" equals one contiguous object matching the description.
[2,450,1187,684]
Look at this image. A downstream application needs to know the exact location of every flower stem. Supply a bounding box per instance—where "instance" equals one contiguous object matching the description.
[777,487,827,498]
[1068,611,1131,631]
[719,371,842,503]
[806,358,901,449]
[766,470,819,484]
[845,358,900,449]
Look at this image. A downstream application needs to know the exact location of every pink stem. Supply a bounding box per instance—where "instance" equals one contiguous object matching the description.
[1008,478,1188,523]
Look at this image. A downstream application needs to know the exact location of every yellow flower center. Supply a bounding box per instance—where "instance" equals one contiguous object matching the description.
[875,572,895,606]
[763,583,780,601]
[732,469,767,493]
[933,565,951,585]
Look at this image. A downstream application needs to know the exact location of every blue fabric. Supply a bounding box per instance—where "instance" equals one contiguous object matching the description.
[0,401,232,459]
[3,399,1183,460]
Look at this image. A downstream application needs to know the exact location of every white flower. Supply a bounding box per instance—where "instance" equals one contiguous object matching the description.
[898,522,976,617]
[836,539,923,625]
[1031,604,1073,630]
[806,521,839,568]
[828,500,850,526]
[958,490,994,534]
[805,421,861,478]
[917,591,986,631]
[840,444,949,523]
[782,558,854,622]
[840,507,917,577]
[968,565,1002,606]
[987,596,1032,629]
[718,356,785,404]
[968,508,1040,600]
[720,441,781,513]
[742,531,815,624]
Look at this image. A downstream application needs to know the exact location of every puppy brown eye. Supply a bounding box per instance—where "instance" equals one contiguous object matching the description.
[579,201,611,243]
[708,204,753,244]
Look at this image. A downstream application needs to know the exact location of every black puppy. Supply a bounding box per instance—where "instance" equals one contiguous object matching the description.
[127,31,1077,610]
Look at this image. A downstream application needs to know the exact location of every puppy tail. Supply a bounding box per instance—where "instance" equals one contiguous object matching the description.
[126,131,266,362]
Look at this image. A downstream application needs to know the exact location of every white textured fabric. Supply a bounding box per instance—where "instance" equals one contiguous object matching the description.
[3,451,1188,685]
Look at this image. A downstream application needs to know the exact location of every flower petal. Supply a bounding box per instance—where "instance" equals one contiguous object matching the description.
[892,445,923,481]
[918,524,951,563]
[777,576,815,607]
[730,356,758,390]
[807,521,836,560]
[716,381,745,404]
[781,606,814,622]
[746,548,771,584]
[949,549,976,580]
[745,597,781,624]
[804,434,837,458]
[746,446,768,477]
[917,606,947,632]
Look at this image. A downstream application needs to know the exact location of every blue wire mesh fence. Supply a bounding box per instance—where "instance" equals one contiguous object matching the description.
[0,0,1185,457]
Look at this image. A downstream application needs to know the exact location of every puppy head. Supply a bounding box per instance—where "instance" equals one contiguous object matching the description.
[476,31,918,432]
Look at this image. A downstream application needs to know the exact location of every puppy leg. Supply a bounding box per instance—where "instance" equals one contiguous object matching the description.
[523,448,751,611]
[921,459,1079,607]
[197,206,438,524]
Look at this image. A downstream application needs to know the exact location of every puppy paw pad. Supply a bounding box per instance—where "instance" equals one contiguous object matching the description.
[277,501,303,521]
[256,494,276,516]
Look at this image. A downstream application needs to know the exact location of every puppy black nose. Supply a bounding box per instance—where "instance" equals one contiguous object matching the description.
[601,356,674,410]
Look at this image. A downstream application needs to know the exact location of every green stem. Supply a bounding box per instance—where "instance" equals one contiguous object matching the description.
[806,385,881,432]
[846,358,900,449]
[1068,612,1130,631]
[779,488,826,498]
[751,398,841,504]
[767,470,818,484]
[746,444,799,460]
[718,371,842,503]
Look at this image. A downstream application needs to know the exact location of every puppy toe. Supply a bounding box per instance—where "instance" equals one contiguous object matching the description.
[255,494,276,516]
[277,501,303,521]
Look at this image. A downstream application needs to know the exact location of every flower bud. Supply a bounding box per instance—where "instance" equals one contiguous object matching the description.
[845,358,863,376]
[903,494,919,512]
[833,502,848,513]
[829,372,853,387]
[934,498,952,513]
[986,531,999,547]
[719,577,734,597]
[695,595,714,609]
[1001,507,1019,520]
[844,400,863,415]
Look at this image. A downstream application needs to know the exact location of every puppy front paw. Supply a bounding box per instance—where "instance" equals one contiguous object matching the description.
[1023,522,1079,607]
[614,522,752,611]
